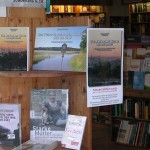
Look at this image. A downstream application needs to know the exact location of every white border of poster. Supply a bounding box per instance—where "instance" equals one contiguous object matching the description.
[0,0,46,8]
[86,28,124,107]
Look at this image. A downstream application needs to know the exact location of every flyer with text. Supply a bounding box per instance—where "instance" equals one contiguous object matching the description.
[87,28,124,107]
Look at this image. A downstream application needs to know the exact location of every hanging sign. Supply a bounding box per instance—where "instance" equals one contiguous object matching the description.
[86,28,124,107]
[0,0,46,8]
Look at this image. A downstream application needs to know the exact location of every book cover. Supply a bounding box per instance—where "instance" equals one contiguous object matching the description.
[30,89,69,142]
[111,119,121,142]
[32,26,88,72]
[61,115,87,150]
[124,56,131,72]
[0,103,21,148]
[134,101,140,119]
[124,123,133,144]
[126,71,134,89]
[0,27,30,71]
[133,71,144,90]
[116,120,129,143]
[87,28,124,107]
[143,123,150,147]
[12,140,58,150]
[129,59,141,71]
[144,71,150,90]
[128,123,139,145]
[136,48,146,59]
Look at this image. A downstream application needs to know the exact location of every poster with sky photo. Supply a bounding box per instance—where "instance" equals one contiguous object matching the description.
[87,28,124,107]
[32,26,88,72]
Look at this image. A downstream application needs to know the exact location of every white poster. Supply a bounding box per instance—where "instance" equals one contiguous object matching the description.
[0,7,6,17]
[0,0,46,8]
[87,28,124,107]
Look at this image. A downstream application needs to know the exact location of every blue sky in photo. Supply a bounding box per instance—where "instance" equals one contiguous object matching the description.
[34,26,88,49]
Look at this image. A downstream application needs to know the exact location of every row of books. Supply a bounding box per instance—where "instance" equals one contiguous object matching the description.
[50,5,103,13]
[130,3,150,13]
[123,70,150,90]
[115,120,150,148]
[0,89,87,150]
[112,98,150,119]
[124,47,150,72]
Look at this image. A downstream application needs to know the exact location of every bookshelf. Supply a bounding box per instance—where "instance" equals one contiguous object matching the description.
[128,2,150,35]
[111,10,150,146]
[112,39,150,148]
[112,90,150,148]
[47,5,108,28]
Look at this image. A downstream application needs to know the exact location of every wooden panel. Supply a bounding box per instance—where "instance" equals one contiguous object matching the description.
[7,7,46,19]
[0,73,91,150]
[0,16,92,150]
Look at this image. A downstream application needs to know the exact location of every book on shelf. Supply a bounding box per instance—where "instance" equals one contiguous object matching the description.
[112,119,121,142]
[61,115,87,150]
[32,26,88,72]
[30,89,69,142]
[136,48,146,59]
[128,123,139,146]
[144,71,150,90]
[0,27,30,71]
[123,71,133,89]
[82,5,90,12]
[125,98,133,117]
[144,123,150,148]
[0,103,21,148]
[135,122,144,146]
[133,71,144,90]
[129,59,141,71]
[124,123,133,144]
[12,140,58,150]
[116,120,129,144]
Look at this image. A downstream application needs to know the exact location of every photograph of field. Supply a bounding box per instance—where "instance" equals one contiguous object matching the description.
[33,26,88,72]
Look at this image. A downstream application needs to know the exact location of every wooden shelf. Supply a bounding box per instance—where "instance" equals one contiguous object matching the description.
[130,22,150,24]
[0,71,85,78]
[50,12,104,14]
[124,89,150,98]
[112,116,150,122]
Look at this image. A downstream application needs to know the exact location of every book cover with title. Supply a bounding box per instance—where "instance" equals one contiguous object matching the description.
[30,89,69,142]
[32,26,88,72]
[86,28,124,107]
[0,103,21,148]
[61,115,87,150]
[0,27,30,71]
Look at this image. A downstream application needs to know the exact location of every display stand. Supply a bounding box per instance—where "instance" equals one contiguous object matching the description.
[0,16,92,150]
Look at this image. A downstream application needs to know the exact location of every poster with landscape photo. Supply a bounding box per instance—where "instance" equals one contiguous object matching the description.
[0,27,30,71]
[32,26,88,72]
[87,28,124,107]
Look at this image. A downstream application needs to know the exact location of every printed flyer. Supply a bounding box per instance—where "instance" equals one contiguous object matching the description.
[87,28,124,107]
